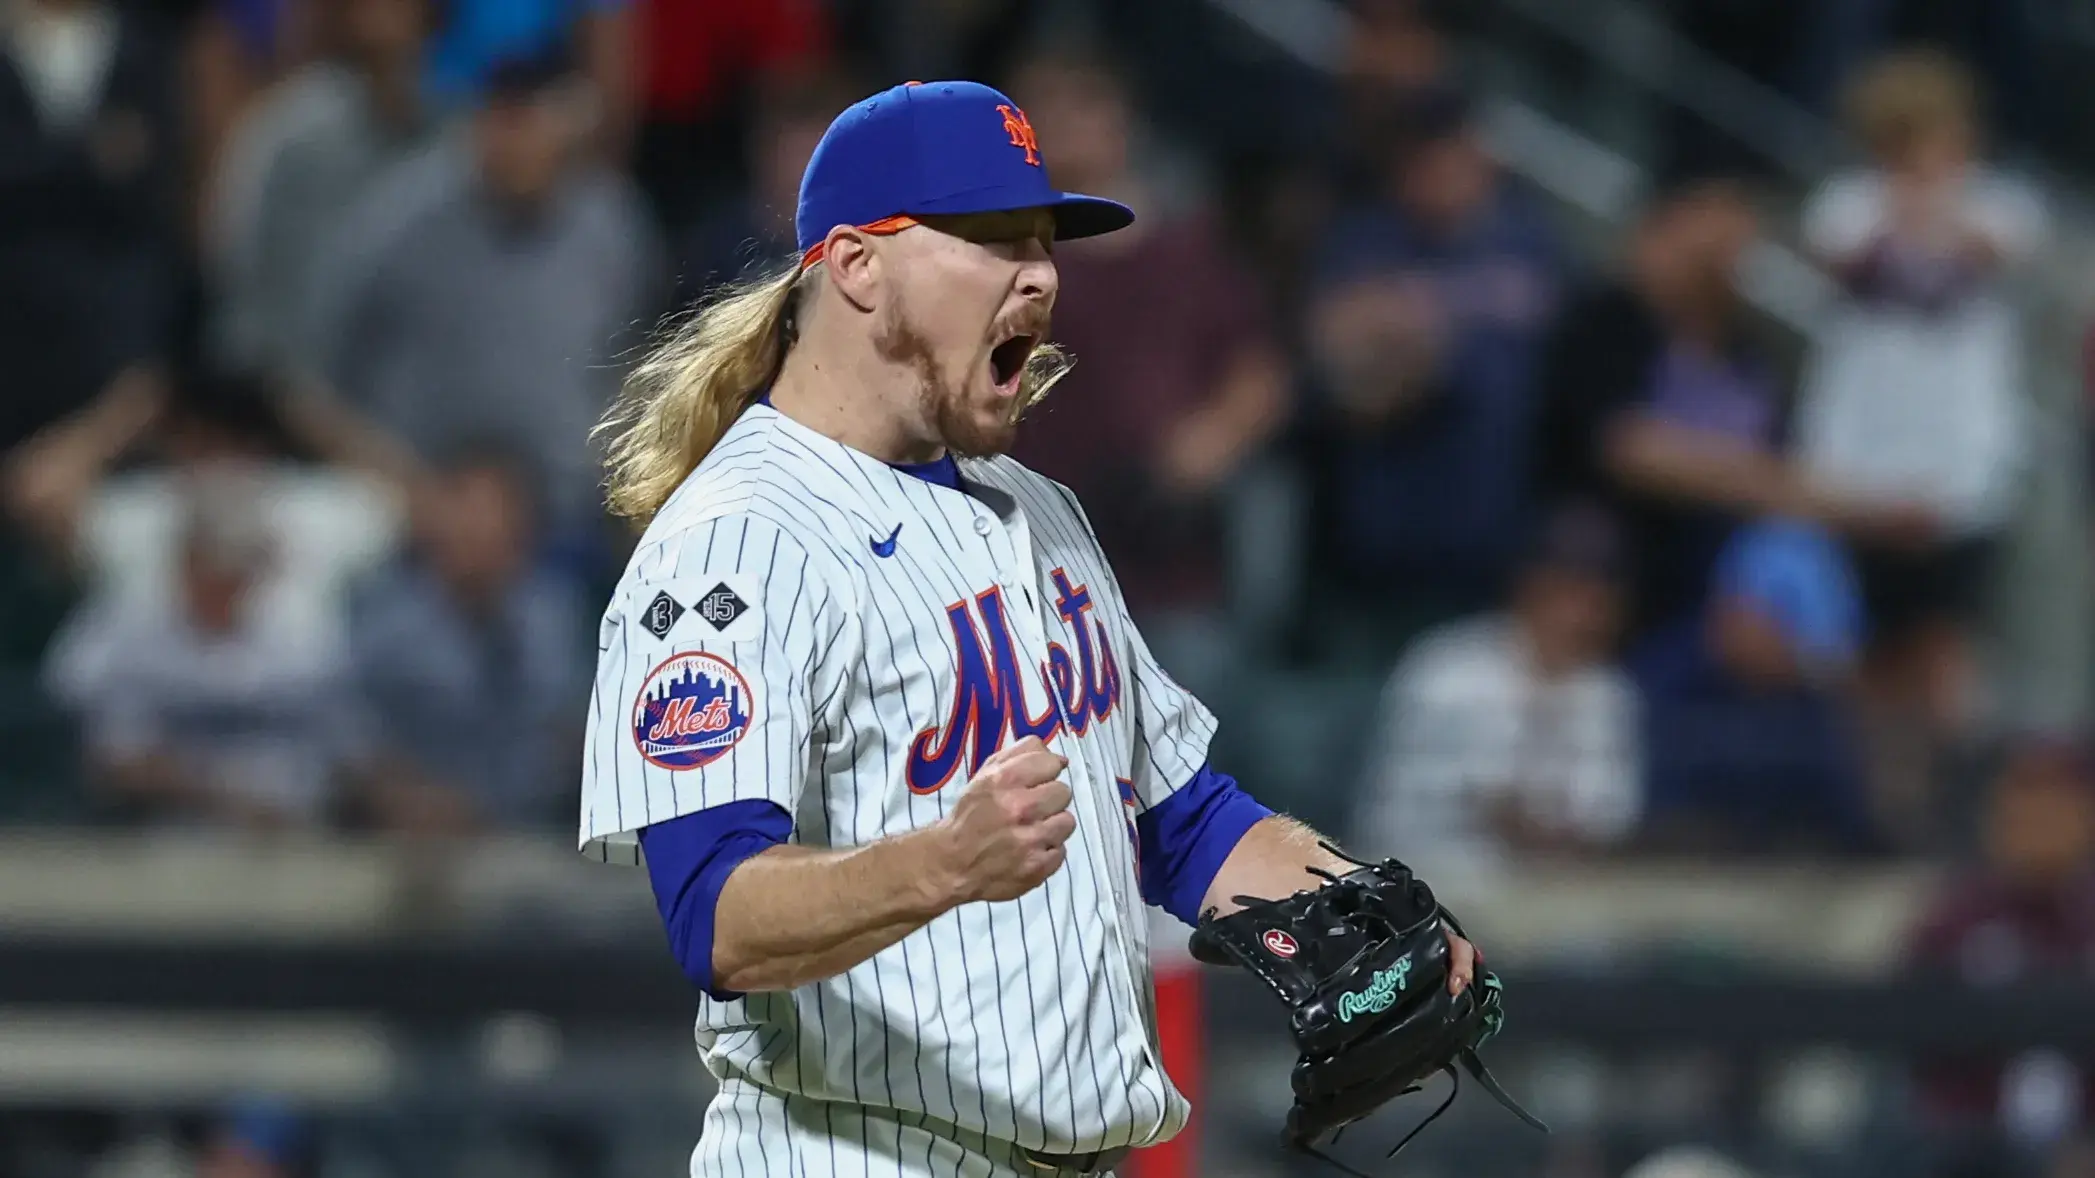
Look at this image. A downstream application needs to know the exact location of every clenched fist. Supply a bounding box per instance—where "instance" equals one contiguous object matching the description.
[932,736,1076,904]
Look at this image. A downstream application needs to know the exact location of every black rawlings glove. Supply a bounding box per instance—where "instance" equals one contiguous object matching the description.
[1189,844,1545,1176]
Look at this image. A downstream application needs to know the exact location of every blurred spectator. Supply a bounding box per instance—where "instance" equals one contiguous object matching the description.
[1911,737,2095,1132]
[1633,519,1877,855]
[1350,503,1641,874]
[1006,47,1287,669]
[1296,87,1561,657]
[1793,6,2048,152]
[670,73,852,307]
[629,0,828,230]
[205,0,443,369]
[1332,0,1453,195]
[1795,50,2041,740]
[342,443,587,833]
[76,371,403,642]
[1,0,186,563]
[0,371,162,671]
[306,45,661,538]
[424,0,633,148]
[43,469,360,830]
[184,0,314,233]
[1534,177,1847,642]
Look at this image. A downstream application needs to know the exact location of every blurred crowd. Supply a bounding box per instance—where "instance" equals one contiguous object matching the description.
[4,0,2083,859]
[3,5,2095,1177]
[5,0,2095,1146]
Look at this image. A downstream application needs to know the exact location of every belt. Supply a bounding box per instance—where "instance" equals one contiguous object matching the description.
[1018,1145,1130,1174]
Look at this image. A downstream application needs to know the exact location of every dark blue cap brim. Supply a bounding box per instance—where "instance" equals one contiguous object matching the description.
[905,189,1134,240]
[1047,193,1136,240]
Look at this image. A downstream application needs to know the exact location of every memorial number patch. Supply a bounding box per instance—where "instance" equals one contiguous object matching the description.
[642,591,685,639]
[697,583,749,632]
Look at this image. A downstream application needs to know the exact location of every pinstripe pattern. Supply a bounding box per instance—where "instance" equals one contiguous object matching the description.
[579,405,1208,1173]
[696,1080,1124,1178]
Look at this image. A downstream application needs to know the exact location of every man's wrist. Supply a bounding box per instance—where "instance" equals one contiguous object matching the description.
[894,824,971,918]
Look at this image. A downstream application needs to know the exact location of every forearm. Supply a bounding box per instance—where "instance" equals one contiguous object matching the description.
[1606,417,1827,520]
[1201,813,1353,917]
[277,378,428,488]
[1164,347,1288,493]
[62,367,165,462]
[1203,348,1288,449]
[711,828,961,992]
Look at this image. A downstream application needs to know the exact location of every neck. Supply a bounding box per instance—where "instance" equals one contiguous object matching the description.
[768,324,944,465]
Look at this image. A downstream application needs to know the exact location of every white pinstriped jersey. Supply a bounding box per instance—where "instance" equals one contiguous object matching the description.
[578,403,1216,1158]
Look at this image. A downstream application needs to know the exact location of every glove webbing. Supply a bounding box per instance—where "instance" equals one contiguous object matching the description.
[1295,1064,1459,1178]
[1293,1051,1547,1178]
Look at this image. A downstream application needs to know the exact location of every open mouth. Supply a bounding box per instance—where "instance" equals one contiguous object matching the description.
[989,334,1038,393]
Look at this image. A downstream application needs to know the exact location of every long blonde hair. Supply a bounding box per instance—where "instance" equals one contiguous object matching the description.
[598,267,806,522]
[598,261,1075,524]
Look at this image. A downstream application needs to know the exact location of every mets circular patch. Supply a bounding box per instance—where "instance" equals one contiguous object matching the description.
[631,651,753,770]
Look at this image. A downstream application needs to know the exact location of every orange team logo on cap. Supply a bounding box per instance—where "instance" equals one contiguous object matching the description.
[996,103,1040,166]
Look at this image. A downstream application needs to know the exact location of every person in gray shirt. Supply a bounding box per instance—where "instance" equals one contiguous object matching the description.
[206,0,443,369]
[342,442,590,832]
[307,45,662,536]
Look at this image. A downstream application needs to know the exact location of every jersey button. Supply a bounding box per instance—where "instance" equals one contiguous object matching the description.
[972,517,993,536]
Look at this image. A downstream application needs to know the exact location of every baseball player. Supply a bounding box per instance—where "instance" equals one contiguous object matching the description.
[578,79,1480,1177]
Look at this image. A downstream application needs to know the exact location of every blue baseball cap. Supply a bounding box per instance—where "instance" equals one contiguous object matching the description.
[1712,519,1864,672]
[795,80,1134,269]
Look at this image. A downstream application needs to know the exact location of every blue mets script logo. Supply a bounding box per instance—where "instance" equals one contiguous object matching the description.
[630,652,753,770]
[906,569,1122,794]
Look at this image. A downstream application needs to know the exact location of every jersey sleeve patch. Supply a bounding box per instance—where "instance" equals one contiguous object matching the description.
[633,573,765,645]
[631,651,757,770]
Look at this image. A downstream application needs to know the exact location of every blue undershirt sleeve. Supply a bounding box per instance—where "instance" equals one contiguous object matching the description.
[637,799,794,1001]
[1133,763,1274,926]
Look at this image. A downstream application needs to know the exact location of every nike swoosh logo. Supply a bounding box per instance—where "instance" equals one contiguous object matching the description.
[870,524,903,558]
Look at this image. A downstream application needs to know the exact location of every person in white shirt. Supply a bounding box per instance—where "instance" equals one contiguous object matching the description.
[1795,49,2044,737]
[1352,503,1641,875]
[45,469,362,829]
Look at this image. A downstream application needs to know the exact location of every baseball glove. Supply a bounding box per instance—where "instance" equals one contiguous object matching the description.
[1189,843,1546,1176]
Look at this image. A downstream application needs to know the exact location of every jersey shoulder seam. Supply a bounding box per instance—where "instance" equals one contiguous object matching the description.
[734,490,869,620]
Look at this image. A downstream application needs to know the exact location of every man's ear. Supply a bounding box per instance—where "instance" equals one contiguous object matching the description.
[822,228,882,312]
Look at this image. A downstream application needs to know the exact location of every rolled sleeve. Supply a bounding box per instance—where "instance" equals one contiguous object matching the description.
[637,799,793,1000]
[1133,763,1273,925]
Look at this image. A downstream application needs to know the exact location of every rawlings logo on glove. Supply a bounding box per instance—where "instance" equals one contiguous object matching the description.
[1336,960,1411,1022]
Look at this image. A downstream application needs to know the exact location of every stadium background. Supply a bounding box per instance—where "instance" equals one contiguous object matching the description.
[7,0,2095,1176]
